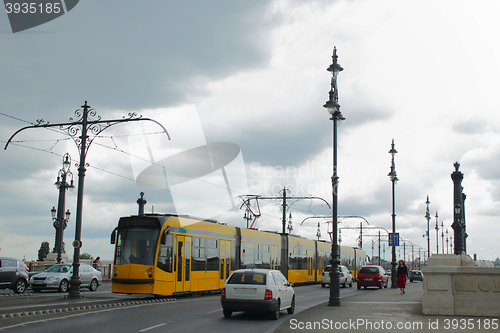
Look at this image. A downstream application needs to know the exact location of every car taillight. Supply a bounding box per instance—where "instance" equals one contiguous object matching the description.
[322,272,325,276]
[221,288,226,299]
[264,289,273,300]
[340,272,344,277]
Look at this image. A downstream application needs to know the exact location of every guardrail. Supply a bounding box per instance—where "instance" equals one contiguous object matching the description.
[24,261,112,279]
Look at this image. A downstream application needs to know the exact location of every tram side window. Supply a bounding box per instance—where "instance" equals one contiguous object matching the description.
[289,247,297,270]
[192,237,206,271]
[206,238,218,271]
[241,242,255,268]
[262,245,271,269]
[157,233,173,273]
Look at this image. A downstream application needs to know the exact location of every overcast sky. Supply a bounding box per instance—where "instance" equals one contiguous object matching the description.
[1,0,500,262]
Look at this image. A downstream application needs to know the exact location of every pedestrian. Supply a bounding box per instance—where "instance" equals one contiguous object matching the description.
[93,256,100,269]
[396,260,408,294]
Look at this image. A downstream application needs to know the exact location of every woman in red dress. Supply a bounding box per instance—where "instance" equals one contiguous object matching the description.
[396,260,408,294]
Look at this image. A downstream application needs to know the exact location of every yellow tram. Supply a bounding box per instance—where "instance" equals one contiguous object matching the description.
[111,214,367,296]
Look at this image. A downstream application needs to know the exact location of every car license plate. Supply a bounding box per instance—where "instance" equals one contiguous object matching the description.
[365,278,372,281]
[33,281,42,284]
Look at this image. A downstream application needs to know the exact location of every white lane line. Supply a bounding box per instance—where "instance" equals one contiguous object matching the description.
[206,309,221,314]
[139,323,166,332]
[345,301,421,304]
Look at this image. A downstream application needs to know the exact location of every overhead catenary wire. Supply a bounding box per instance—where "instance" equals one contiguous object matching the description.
[1,112,328,223]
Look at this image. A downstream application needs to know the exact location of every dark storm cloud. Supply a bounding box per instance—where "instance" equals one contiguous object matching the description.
[0,0,276,119]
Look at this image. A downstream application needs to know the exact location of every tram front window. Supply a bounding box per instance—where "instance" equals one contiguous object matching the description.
[115,228,159,266]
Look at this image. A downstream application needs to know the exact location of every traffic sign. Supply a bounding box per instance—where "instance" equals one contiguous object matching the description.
[388,232,400,246]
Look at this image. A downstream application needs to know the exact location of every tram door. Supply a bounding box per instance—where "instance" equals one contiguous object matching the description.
[271,245,279,270]
[175,236,191,292]
[219,240,230,288]
[307,250,313,282]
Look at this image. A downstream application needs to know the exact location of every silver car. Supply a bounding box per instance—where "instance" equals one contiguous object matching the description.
[321,265,353,288]
[29,263,102,292]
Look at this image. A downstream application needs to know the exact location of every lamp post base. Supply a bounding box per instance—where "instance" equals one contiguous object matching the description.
[67,277,83,298]
[328,299,341,306]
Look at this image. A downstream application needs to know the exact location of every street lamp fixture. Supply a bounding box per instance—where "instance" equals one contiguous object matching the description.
[324,46,343,306]
[51,153,74,264]
[388,139,398,289]
[425,196,431,258]
[287,213,293,234]
[4,101,171,298]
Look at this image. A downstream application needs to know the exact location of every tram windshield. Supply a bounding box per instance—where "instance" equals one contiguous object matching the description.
[114,228,160,266]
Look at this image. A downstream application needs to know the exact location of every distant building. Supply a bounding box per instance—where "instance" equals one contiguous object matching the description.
[494,258,500,267]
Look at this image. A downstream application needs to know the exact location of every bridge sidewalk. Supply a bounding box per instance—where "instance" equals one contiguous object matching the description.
[273,281,497,332]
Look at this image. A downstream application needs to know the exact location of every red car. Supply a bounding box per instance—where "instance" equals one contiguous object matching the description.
[357,265,388,289]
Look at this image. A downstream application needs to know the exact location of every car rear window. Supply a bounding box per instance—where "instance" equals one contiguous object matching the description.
[227,272,266,285]
[359,267,379,274]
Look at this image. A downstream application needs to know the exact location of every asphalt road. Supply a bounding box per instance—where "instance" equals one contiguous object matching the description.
[0,283,366,332]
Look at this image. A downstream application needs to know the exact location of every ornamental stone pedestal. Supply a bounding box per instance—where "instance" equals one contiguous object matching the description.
[422,254,500,317]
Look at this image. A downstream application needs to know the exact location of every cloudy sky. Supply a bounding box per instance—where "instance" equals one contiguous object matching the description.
[1,0,500,263]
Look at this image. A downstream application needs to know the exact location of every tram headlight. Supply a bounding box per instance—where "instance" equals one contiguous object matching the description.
[147,268,153,278]
[114,267,118,277]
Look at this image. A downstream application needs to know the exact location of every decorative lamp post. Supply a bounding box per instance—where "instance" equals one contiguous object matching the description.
[454,203,463,254]
[435,211,439,254]
[51,153,74,264]
[446,229,449,254]
[441,221,444,254]
[4,101,170,298]
[388,139,398,289]
[425,196,431,258]
[451,162,464,255]
[316,222,321,241]
[287,213,293,234]
[323,46,344,306]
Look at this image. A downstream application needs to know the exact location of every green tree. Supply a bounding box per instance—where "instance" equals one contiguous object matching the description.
[38,241,50,261]
[80,253,93,260]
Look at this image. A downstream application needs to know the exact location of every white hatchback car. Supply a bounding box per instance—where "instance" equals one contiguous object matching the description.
[321,265,353,288]
[221,269,295,320]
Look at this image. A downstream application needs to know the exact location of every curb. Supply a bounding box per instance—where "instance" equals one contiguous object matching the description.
[0,293,32,297]
[0,297,177,319]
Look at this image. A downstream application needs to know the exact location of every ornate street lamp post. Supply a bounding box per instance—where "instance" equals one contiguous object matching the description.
[388,139,398,288]
[435,211,439,254]
[323,46,344,306]
[451,162,464,254]
[51,153,74,264]
[425,196,431,258]
[5,101,170,298]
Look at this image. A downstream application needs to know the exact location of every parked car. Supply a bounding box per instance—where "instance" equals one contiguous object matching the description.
[29,263,102,292]
[409,270,423,282]
[221,269,295,320]
[0,257,29,294]
[357,265,388,289]
[321,265,353,288]
[28,264,54,278]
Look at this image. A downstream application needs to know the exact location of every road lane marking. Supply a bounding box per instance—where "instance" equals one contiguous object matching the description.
[206,309,221,314]
[139,323,166,332]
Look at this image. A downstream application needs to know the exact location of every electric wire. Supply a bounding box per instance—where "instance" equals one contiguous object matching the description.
[1,112,328,224]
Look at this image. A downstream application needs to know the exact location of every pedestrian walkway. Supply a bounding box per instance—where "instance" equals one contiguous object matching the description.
[274,282,498,332]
